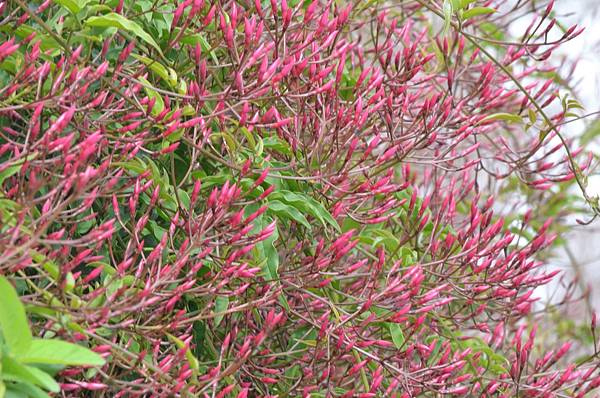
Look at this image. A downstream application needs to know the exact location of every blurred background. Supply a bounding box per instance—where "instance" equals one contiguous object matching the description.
[554,0,600,311]
[516,0,600,312]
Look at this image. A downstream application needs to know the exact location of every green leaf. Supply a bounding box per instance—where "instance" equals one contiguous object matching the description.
[0,155,36,187]
[85,13,162,54]
[113,158,147,175]
[387,323,405,349]
[132,54,177,88]
[399,247,417,266]
[214,296,229,327]
[262,136,293,156]
[0,163,20,187]
[267,200,311,229]
[11,26,59,52]
[177,31,219,64]
[426,339,444,366]
[269,191,340,233]
[263,223,280,280]
[528,108,537,124]
[2,356,60,393]
[239,127,257,151]
[252,214,280,281]
[459,0,476,8]
[16,339,105,366]
[53,0,89,14]
[213,131,239,154]
[30,250,75,293]
[371,229,400,252]
[481,112,523,124]
[0,276,32,356]
[166,333,199,371]
[462,6,496,20]
[138,76,165,116]
[5,382,50,398]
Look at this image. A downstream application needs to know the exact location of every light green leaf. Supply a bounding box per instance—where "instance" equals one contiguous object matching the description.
[0,163,20,187]
[166,333,199,371]
[0,154,36,187]
[17,339,105,366]
[400,247,417,265]
[1,356,60,393]
[387,323,405,349]
[452,0,477,9]
[177,78,187,95]
[482,112,523,124]
[5,382,50,398]
[462,6,496,20]
[53,0,89,14]
[567,98,584,110]
[214,296,229,327]
[30,250,75,293]
[85,13,162,54]
[0,276,32,356]
[528,108,537,124]
[459,0,476,8]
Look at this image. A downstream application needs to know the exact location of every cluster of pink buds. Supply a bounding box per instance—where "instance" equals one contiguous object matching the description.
[0,0,597,396]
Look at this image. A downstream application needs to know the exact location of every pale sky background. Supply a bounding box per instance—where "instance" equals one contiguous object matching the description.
[519,0,600,312]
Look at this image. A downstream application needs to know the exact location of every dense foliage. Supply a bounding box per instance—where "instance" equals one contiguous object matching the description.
[1,0,600,396]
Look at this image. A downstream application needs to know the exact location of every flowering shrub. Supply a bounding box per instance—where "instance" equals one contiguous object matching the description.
[1,0,599,396]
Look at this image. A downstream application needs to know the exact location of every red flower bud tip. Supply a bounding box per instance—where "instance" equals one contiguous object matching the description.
[47,105,76,135]
[544,0,555,18]
[258,185,275,201]
[253,168,270,188]
[160,142,180,154]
